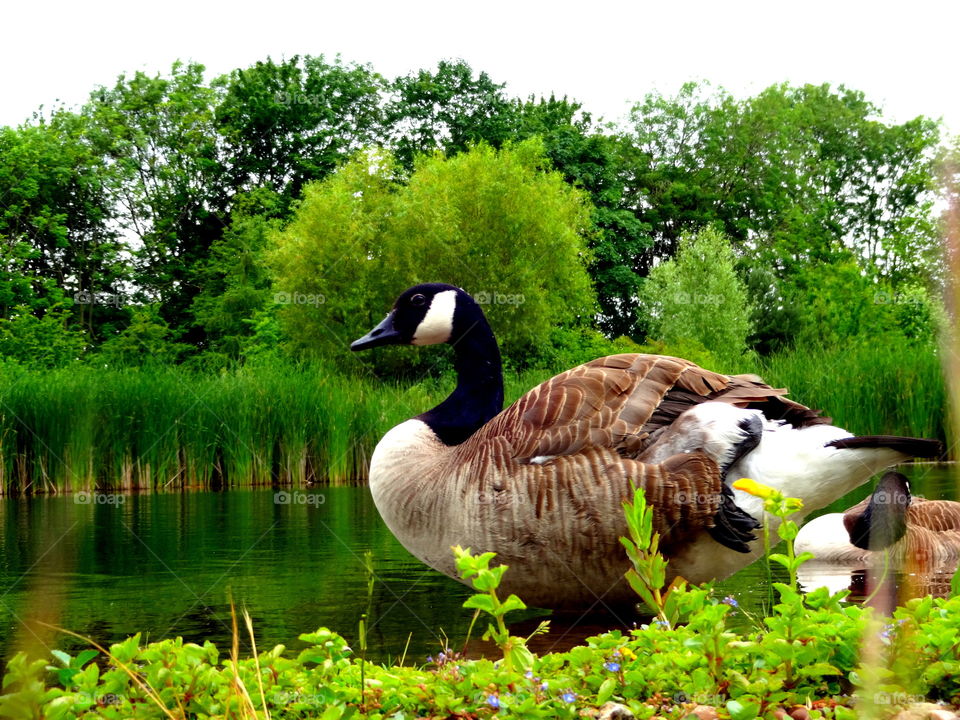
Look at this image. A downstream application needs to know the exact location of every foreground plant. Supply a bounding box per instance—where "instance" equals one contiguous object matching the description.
[732,478,811,593]
[620,483,691,628]
[3,484,959,718]
[451,545,547,673]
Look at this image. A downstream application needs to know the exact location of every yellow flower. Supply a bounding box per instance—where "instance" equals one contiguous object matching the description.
[732,478,778,500]
[620,647,637,661]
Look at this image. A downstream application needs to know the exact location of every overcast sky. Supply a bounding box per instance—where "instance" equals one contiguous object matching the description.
[3,0,958,137]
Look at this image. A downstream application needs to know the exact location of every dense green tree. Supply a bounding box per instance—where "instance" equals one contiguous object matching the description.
[386,60,517,171]
[625,82,939,276]
[513,97,650,337]
[270,140,596,370]
[190,189,282,358]
[0,115,125,337]
[215,55,385,206]
[82,61,226,345]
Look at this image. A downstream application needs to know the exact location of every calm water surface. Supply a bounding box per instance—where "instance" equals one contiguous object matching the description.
[0,464,955,666]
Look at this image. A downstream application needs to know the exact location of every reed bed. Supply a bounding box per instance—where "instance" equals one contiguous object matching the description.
[0,339,948,495]
[757,339,948,440]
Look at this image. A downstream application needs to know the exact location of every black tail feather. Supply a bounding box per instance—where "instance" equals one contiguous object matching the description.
[826,435,944,460]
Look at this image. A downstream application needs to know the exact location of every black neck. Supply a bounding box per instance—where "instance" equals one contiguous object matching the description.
[417,312,504,446]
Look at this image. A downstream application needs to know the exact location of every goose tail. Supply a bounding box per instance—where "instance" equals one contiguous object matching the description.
[826,436,944,460]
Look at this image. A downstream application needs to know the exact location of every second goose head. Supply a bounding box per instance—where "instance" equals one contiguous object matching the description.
[843,471,911,551]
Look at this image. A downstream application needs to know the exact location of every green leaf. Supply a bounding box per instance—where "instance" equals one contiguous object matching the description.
[75,650,99,668]
[597,676,616,704]
[727,699,760,720]
[800,662,842,677]
[462,594,496,614]
[499,594,527,615]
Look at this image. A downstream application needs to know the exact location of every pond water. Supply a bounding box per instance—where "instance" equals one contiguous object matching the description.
[0,463,955,668]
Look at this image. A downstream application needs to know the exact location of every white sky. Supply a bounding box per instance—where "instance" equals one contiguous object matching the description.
[2,0,958,138]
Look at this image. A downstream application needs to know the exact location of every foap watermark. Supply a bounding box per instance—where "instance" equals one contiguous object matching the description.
[673,691,725,706]
[874,291,923,305]
[75,491,125,506]
[477,490,519,507]
[673,291,724,306]
[74,291,124,307]
[874,691,925,706]
[271,690,325,706]
[273,91,326,106]
[673,490,720,508]
[274,491,326,506]
[474,291,525,307]
[76,692,124,707]
[872,489,911,505]
[274,291,325,307]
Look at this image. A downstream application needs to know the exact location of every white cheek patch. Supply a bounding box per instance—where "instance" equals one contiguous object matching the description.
[412,289,457,345]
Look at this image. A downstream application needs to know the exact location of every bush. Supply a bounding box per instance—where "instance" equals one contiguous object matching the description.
[269,140,597,372]
[641,226,754,367]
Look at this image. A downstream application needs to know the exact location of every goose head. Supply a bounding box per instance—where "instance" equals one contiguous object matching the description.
[350,283,480,351]
[844,471,911,551]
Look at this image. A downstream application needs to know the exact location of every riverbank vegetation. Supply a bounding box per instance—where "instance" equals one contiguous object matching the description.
[0,55,957,493]
[0,337,947,494]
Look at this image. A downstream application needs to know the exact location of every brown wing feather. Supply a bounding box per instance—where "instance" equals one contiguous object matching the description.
[467,353,820,462]
[906,499,960,532]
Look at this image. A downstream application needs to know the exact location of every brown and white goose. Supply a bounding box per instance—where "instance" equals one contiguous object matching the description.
[351,284,942,608]
[796,471,960,567]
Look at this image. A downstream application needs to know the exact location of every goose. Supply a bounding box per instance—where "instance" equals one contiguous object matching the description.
[351,283,942,608]
[796,471,960,567]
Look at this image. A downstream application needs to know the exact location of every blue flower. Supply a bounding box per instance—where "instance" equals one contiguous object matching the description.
[880,624,894,643]
[486,694,500,709]
[562,692,576,703]
[525,670,534,679]
[722,595,739,608]
[653,619,670,628]
[604,661,621,672]
[540,681,549,691]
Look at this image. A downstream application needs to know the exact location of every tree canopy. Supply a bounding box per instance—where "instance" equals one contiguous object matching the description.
[270,140,596,370]
[0,56,946,369]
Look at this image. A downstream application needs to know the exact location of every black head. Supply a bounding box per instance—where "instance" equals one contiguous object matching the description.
[350,283,479,351]
[845,471,911,551]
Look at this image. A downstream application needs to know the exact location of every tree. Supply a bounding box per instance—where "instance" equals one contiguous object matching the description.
[624,82,940,278]
[82,61,227,346]
[513,96,650,337]
[215,55,385,206]
[270,140,597,370]
[190,189,282,358]
[0,116,126,339]
[641,226,753,368]
[386,60,518,171]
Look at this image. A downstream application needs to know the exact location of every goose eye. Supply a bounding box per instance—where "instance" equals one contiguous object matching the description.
[410,294,427,307]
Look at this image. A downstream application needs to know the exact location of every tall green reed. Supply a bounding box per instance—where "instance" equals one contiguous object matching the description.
[0,337,948,495]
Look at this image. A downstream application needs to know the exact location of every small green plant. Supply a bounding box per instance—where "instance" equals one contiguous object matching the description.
[619,484,690,628]
[732,478,812,593]
[451,545,547,673]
